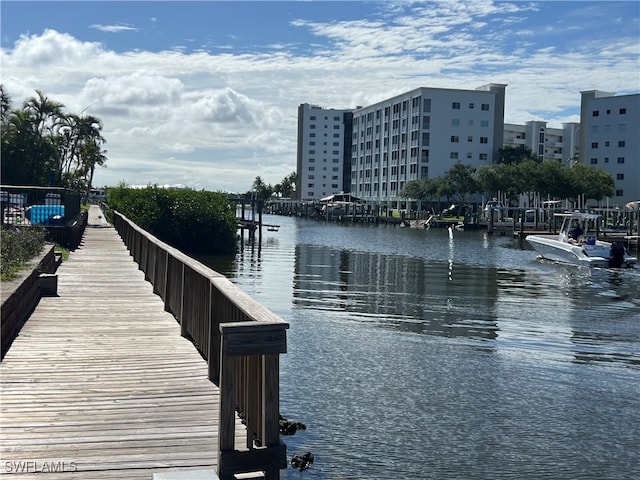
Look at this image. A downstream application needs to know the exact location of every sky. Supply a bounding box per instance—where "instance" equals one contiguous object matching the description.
[1,1,639,193]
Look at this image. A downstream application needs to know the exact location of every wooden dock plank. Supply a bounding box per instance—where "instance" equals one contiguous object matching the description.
[1,210,243,478]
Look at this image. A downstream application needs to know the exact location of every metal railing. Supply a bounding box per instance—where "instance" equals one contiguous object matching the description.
[1,185,81,227]
[112,211,288,480]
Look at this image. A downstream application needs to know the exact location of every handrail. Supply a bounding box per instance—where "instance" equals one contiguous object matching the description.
[111,211,288,480]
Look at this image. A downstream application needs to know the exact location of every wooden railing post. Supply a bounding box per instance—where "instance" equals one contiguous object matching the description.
[112,211,289,480]
[218,322,288,480]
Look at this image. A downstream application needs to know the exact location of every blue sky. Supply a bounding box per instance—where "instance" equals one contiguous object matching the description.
[2,1,639,192]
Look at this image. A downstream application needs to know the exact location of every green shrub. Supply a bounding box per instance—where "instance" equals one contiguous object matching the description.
[106,186,237,255]
[1,225,47,280]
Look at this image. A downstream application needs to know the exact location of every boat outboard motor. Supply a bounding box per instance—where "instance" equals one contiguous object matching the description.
[608,242,626,268]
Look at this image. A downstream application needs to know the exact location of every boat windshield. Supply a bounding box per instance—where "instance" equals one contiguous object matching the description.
[557,214,599,242]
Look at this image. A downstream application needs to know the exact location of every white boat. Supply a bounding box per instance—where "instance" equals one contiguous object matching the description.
[526,212,637,268]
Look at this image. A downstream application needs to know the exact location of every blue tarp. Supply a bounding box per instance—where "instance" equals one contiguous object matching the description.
[25,205,65,225]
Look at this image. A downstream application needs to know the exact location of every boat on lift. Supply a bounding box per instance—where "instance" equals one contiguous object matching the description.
[526,212,636,268]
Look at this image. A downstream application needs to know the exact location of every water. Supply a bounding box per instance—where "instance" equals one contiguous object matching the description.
[201,215,640,480]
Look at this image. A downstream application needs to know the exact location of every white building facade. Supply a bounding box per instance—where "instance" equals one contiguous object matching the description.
[503,121,580,166]
[579,90,639,206]
[296,104,353,201]
[349,84,506,208]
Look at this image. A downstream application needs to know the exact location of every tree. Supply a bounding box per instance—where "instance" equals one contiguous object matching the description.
[0,86,107,189]
[23,90,65,139]
[0,85,11,123]
[512,160,543,208]
[252,176,273,201]
[440,162,480,206]
[58,113,106,192]
[569,163,615,203]
[273,172,296,199]
[477,163,517,202]
[497,145,538,165]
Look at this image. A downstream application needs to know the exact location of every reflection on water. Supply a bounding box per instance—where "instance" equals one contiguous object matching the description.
[201,215,640,479]
[293,244,501,340]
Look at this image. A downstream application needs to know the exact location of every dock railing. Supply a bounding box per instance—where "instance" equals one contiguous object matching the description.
[112,211,288,480]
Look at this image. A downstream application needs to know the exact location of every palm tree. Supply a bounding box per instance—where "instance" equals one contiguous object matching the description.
[58,113,106,188]
[0,85,11,123]
[23,89,65,139]
[82,140,108,197]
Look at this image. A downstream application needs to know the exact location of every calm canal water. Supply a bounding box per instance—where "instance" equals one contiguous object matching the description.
[202,214,640,480]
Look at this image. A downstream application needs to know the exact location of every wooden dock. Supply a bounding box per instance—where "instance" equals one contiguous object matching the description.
[0,209,247,478]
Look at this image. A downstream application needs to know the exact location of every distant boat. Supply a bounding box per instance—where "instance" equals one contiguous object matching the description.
[526,212,636,268]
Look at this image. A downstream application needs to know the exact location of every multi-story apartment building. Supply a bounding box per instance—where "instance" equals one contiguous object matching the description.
[503,121,580,166]
[349,84,506,209]
[296,104,353,201]
[297,87,638,208]
[579,90,639,205]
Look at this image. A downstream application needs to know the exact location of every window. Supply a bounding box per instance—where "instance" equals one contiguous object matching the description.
[481,104,489,111]
[591,142,598,148]
[308,183,314,188]
[479,153,488,161]
[469,103,474,109]
[619,108,626,114]
[467,136,473,142]
[618,140,626,147]
[334,116,340,121]
[480,137,488,144]
[617,173,624,180]
[592,110,600,117]
[450,152,459,159]
[590,158,598,165]
[310,116,316,120]
[451,136,459,143]
[616,189,624,197]
[481,120,489,127]
[452,102,461,109]
[605,141,610,147]
[604,157,609,163]
[451,119,460,126]
[309,141,315,146]
[423,99,431,112]
[310,124,316,129]
[466,152,473,159]
[309,149,316,154]
[617,157,625,164]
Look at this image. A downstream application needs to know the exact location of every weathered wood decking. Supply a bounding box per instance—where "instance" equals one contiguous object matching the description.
[1,209,245,478]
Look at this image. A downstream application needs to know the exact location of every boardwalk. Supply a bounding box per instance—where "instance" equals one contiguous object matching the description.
[1,207,243,478]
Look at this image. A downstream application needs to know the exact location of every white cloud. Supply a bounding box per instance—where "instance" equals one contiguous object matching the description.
[1,1,638,192]
[90,24,138,33]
